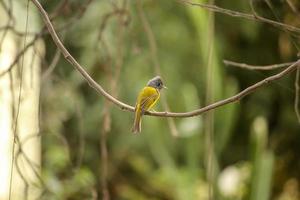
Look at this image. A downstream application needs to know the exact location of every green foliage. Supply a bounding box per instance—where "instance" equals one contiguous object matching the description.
[250,117,274,200]
[39,0,300,199]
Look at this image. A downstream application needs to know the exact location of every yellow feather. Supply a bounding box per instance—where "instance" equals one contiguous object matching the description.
[132,86,160,133]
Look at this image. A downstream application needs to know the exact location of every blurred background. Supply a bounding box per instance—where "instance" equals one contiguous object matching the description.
[0,0,300,199]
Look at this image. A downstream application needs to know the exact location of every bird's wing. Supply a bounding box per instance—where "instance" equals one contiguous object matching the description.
[139,93,159,114]
[135,86,160,114]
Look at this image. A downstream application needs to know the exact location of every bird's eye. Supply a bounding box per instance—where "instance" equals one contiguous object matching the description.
[157,82,161,86]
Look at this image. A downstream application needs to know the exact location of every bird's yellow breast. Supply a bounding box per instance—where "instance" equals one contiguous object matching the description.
[136,86,160,112]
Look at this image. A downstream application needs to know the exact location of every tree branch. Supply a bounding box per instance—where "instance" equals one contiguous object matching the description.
[30,0,300,118]
[224,60,295,70]
[179,0,300,34]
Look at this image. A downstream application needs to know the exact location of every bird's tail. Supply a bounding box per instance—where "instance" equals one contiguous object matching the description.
[132,108,142,134]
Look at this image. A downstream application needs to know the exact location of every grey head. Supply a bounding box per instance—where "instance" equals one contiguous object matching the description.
[147,76,166,90]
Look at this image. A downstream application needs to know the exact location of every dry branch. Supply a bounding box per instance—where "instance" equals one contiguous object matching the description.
[179,0,300,34]
[31,0,300,118]
[224,60,295,70]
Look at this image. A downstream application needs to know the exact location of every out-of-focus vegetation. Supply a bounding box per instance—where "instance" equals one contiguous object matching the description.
[11,0,300,199]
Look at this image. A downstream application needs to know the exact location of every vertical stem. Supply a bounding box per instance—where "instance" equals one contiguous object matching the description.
[100,106,110,200]
[100,2,126,198]
[204,1,215,199]
[294,67,300,123]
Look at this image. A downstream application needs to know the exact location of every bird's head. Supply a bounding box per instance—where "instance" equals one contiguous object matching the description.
[147,76,167,90]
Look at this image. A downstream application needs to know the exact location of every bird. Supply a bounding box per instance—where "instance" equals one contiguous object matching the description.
[132,76,167,133]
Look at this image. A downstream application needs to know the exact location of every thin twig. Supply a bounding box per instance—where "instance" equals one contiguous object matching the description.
[9,1,30,199]
[15,154,30,200]
[100,105,110,200]
[224,60,294,70]
[0,0,92,37]
[31,0,132,110]
[97,9,128,43]
[0,34,41,77]
[41,47,61,80]
[75,104,85,170]
[103,2,128,197]
[261,0,300,52]
[179,0,300,34]
[30,0,300,118]
[0,1,14,53]
[250,0,300,125]
[295,68,300,123]
[285,0,300,18]
[0,0,94,79]
[99,3,127,199]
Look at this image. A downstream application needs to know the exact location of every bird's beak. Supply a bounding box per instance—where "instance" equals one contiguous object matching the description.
[163,85,168,89]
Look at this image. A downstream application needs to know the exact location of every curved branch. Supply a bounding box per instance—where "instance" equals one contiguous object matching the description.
[30,0,134,111]
[31,0,300,118]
